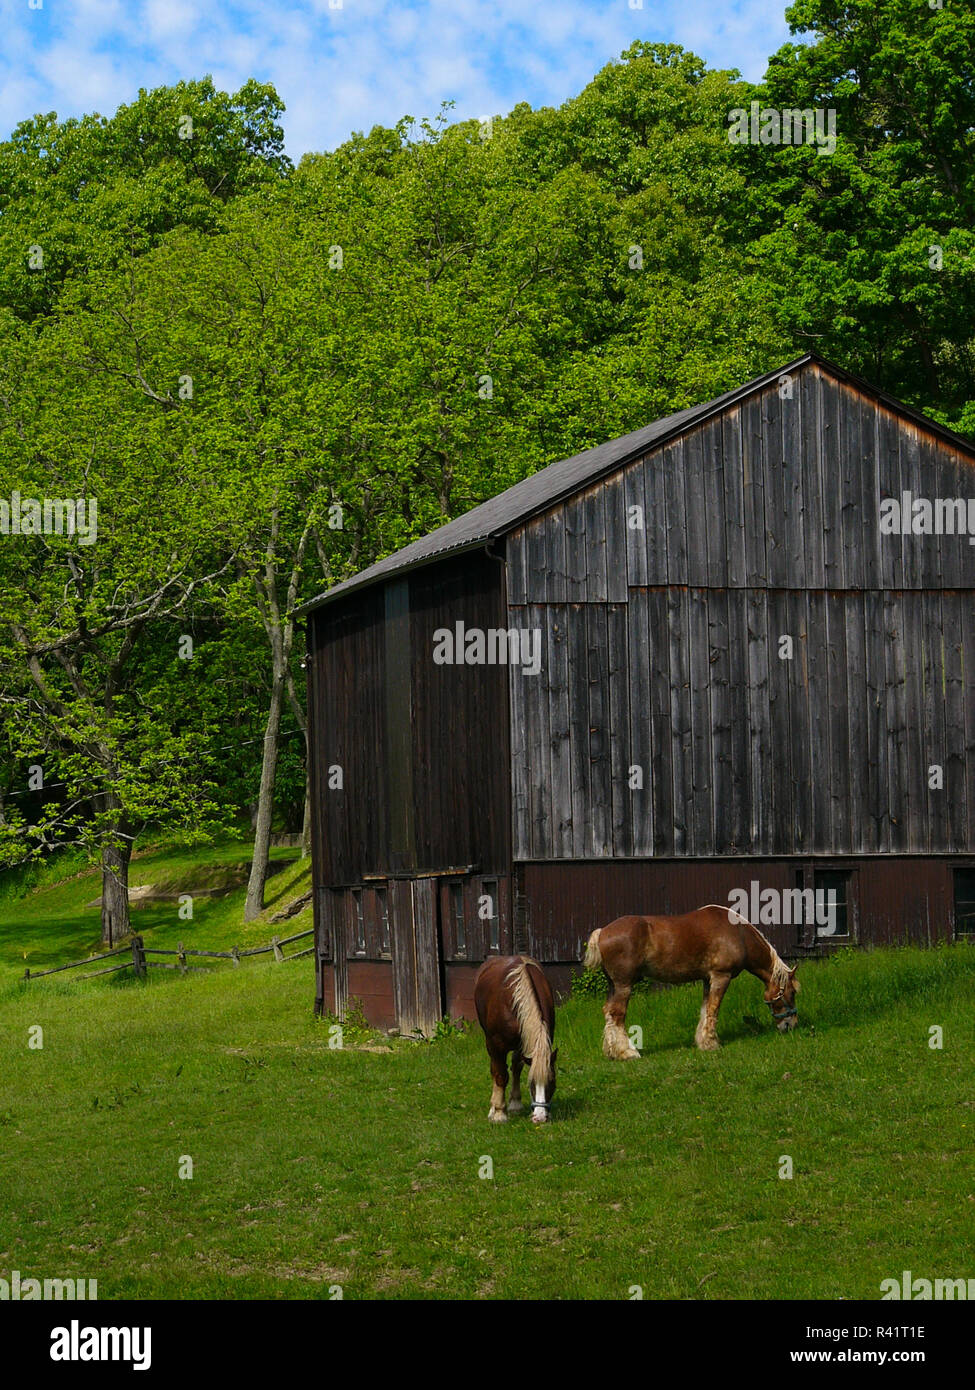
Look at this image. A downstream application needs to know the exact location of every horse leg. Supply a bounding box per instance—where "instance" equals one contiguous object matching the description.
[696,972,731,1051]
[602,979,640,1060]
[488,1050,509,1122]
[508,1050,525,1113]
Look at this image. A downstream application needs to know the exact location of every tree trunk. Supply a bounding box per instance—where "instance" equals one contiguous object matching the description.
[244,672,285,921]
[101,828,132,945]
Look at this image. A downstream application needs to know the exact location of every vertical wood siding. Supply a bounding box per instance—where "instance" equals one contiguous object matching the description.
[507,365,975,861]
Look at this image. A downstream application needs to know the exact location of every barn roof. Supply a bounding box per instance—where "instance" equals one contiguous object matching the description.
[298,352,975,614]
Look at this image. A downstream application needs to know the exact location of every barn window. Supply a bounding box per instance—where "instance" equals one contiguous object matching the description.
[482,880,500,951]
[377,887,390,955]
[352,889,365,955]
[954,869,975,937]
[793,866,855,942]
[814,870,851,939]
[450,883,466,956]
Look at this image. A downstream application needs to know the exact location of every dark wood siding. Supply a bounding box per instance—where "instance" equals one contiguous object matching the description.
[409,552,510,876]
[308,587,387,886]
[507,365,975,862]
[308,550,509,886]
[521,858,960,964]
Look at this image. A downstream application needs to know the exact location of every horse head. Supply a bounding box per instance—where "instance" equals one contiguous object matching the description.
[765,965,800,1032]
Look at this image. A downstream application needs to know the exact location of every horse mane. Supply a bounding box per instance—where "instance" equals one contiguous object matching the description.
[506,957,552,1089]
[743,919,793,990]
[700,905,793,989]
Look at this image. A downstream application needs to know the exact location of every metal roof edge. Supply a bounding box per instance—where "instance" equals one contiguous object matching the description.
[298,352,975,617]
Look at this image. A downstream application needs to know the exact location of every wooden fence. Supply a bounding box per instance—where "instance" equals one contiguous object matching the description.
[23,929,314,984]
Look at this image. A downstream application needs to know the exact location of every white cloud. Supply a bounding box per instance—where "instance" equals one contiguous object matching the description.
[0,0,794,157]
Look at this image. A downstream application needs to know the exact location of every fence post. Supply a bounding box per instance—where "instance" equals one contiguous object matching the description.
[131,935,146,979]
[272,936,284,962]
[23,967,30,983]
[231,946,240,967]
[177,942,187,975]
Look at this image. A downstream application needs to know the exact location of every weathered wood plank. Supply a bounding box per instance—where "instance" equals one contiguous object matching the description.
[563,495,588,602]
[587,604,612,855]
[862,589,890,852]
[726,591,751,850]
[602,473,628,602]
[662,440,689,584]
[884,592,911,852]
[566,604,591,858]
[584,485,608,602]
[648,588,673,855]
[746,589,770,850]
[942,590,968,851]
[788,589,813,852]
[688,586,713,855]
[546,607,573,858]
[722,409,747,588]
[607,603,632,856]
[529,601,553,860]
[668,586,693,855]
[800,367,825,588]
[740,394,767,585]
[509,615,531,860]
[763,384,789,587]
[703,418,727,587]
[767,589,793,855]
[820,375,843,586]
[623,456,648,587]
[627,589,654,856]
[921,590,948,855]
[708,588,733,852]
[683,428,710,588]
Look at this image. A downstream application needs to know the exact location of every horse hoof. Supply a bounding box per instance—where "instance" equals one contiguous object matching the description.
[508,1100,524,1114]
[697,1037,720,1052]
[488,1109,508,1123]
[622,1048,641,1060]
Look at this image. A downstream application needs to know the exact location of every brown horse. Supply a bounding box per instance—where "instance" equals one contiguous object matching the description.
[473,955,558,1123]
[584,905,800,1057]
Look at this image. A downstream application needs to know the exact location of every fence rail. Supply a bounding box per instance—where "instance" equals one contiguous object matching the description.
[23,929,314,984]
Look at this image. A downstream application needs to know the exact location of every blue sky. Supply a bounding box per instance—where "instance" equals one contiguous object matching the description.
[1,0,795,158]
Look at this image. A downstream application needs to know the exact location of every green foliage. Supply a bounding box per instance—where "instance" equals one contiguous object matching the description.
[431,1014,468,1042]
[2,18,974,874]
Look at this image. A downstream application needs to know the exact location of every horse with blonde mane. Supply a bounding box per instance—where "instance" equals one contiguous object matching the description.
[474,955,558,1123]
[584,905,800,1058]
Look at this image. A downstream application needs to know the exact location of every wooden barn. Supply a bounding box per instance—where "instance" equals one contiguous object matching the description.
[300,353,975,1034]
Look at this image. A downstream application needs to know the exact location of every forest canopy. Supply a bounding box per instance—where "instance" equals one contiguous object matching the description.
[1,1,972,938]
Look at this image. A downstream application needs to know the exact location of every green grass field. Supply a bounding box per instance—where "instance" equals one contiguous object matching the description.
[1,848,973,1300]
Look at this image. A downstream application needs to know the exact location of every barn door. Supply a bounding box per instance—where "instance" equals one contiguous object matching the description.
[321,889,348,1018]
[390,878,443,1036]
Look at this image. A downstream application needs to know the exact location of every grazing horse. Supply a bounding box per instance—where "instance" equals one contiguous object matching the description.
[474,955,558,1123]
[583,905,800,1057]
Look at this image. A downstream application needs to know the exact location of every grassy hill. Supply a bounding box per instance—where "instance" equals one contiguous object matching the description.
[1,859,972,1300]
[0,841,311,990]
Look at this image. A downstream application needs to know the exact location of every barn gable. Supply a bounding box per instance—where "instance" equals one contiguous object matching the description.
[505,360,975,863]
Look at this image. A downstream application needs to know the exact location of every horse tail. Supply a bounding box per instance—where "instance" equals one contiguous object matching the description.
[506,958,551,1089]
[583,927,603,972]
